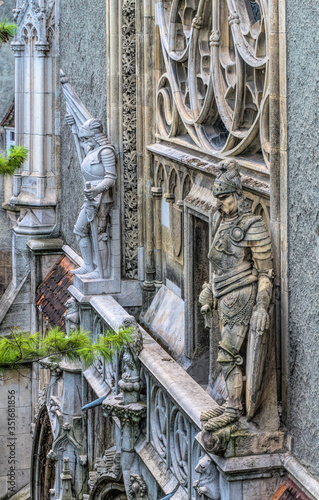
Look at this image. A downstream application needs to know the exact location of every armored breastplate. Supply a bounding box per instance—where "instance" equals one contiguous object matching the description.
[81,147,106,182]
[209,213,260,297]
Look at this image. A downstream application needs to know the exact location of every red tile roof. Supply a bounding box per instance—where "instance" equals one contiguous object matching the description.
[36,255,75,330]
[272,479,311,500]
[0,103,15,128]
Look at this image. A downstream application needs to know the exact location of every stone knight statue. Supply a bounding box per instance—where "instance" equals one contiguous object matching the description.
[60,70,117,279]
[199,160,273,431]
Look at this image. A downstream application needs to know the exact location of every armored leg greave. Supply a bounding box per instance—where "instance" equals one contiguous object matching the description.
[71,236,95,275]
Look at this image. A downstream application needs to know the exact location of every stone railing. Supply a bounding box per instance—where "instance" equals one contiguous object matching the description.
[73,292,285,500]
[78,292,219,499]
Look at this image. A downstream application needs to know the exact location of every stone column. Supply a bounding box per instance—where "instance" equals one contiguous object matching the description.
[10,0,58,236]
[34,41,50,199]
[11,40,25,197]
[151,187,163,288]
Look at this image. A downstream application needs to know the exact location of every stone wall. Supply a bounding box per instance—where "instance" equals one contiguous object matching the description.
[287,0,319,479]
[0,367,33,498]
[59,0,107,251]
[0,0,15,297]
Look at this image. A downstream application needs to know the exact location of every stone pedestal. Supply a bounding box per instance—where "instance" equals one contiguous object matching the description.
[73,275,121,295]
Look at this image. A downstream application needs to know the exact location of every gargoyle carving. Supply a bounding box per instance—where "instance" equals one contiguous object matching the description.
[193,455,220,500]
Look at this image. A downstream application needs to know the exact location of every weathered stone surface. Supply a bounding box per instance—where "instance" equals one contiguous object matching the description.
[0,368,33,498]
[143,285,185,355]
[287,0,319,481]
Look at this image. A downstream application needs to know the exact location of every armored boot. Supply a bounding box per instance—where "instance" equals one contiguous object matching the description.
[202,344,243,432]
[203,366,242,431]
[71,236,96,275]
[200,404,226,423]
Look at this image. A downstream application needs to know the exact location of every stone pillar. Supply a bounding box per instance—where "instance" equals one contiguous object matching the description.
[10,0,58,235]
[34,41,50,198]
[11,40,24,197]
[151,187,163,288]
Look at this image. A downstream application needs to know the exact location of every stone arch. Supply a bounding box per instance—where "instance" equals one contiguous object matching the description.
[181,173,192,200]
[155,162,165,189]
[168,167,179,201]
[89,477,127,500]
[31,404,55,500]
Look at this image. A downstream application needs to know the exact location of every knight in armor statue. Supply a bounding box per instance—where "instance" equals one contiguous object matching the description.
[65,116,117,279]
[199,160,273,431]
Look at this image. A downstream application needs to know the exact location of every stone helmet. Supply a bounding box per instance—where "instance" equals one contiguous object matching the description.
[78,118,103,139]
[212,159,242,197]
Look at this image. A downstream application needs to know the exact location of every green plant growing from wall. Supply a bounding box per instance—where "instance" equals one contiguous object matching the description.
[0,145,29,175]
[0,326,133,371]
[0,19,17,45]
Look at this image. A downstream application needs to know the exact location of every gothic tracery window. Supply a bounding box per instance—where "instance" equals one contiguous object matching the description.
[156,0,269,169]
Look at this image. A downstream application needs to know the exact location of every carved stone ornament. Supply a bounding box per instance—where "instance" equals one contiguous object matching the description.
[102,395,146,425]
[118,318,143,404]
[199,160,273,433]
[63,297,79,335]
[129,474,149,500]
[101,448,122,480]
[60,70,117,280]
[48,395,62,439]
[34,384,48,419]
[193,455,220,500]
[122,0,138,279]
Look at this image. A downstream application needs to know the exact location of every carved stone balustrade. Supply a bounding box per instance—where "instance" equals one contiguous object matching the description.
[65,292,286,500]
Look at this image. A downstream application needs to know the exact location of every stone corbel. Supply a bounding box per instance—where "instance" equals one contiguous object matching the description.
[192,15,203,30]
[201,426,232,456]
[164,192,175,204]
[103,395,146,453]
[151,187,163,199]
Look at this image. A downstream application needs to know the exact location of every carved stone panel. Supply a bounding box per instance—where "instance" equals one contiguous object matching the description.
[122,0,138,279]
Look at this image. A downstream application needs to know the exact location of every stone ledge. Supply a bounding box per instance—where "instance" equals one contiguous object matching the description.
[90,295,135,331]
[139,330,217,430]
[147,142,270,194]
[27,238,64,253]
[74,275,121,295]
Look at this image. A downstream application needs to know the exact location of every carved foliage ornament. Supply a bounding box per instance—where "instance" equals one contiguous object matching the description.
[122,0,138,278]
[157,0,269,166]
